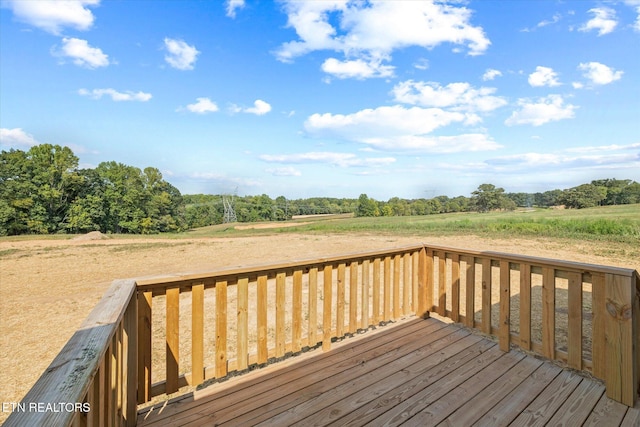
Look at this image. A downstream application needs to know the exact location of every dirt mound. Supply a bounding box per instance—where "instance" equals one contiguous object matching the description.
[72,231,109,241]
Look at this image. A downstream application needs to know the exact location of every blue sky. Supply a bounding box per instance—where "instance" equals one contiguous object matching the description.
[1,0,639,200]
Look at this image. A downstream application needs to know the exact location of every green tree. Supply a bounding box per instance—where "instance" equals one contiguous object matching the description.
[96,161,145,233]
[27,144,82,232]
[591,179,640,205]
[619,181,640,204]
[356,194,379,217]
[0,149,34,235]
[65,194,105,233]
[559,184,607,209]
[471,184,509,212]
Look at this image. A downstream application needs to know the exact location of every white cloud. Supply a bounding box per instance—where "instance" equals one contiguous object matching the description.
[53,37,109,68]
[265,167,302,176]
[244,100,272,115]
[362,133,501,153]
[522,12,562,32]
[580,7,618,36]
[537,13,562,28]
[305,105,466,139]
[440,143,640,179]
[230,100,272,115]
[564,142,640,153]
[482,69,502,81]
[505,95,577,126]
[181,97,219,114]
[578,62,623,85]
[368,133,502,154]
[2,0,99,34]
[0,128,40,148]
[259,151,396,168]
[413,58,429,70]
[528,66,561,87]
[275,1,489,78]
[392,80,507,113]
[226,0,245,18]
[321,57,394,79]
[163,38,199,70]
[78,88,152,102]
[485,144,640,171]
[304,105,500,153]
[572,82,584,89]
[621,1,640,30]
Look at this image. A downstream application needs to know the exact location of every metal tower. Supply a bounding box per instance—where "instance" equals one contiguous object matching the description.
[222,188,238,223]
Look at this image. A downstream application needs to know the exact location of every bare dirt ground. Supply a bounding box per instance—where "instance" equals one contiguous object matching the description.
[0,232,638,423]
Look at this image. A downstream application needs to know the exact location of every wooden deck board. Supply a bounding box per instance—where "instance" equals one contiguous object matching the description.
[138,317,640,427]
[252,328,473,427]
[471,362,564,427]
[583,393,630,427]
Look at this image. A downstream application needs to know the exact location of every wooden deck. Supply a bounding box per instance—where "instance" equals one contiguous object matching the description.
[137,317,640,426]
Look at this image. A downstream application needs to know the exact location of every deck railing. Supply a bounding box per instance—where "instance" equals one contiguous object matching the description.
[3,279,139,426]
[421,244,639,407]
[4,244,638,426]
[134,245,425,402]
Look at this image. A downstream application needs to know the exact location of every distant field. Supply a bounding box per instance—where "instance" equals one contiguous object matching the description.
[185,204,640,243]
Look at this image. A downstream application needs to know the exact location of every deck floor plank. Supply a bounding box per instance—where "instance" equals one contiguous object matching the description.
[283,333,485,427]
[582,391,629,427]
[212,322,449,426]
[139,317,433,426]
[332,339,496,427]
[352,344,506,426]
[621,400,640,427]
[546,378,604,426]
[137,317,640,427]
[145,318,446,427]
[400,350,527,426]
[441,355,544,426]
[508,370,584,427]
[471,362,564,427]
[234,324,466,426]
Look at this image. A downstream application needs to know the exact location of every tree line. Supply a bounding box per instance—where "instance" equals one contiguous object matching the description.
[1,144,183,235]
[1,144,639,235]
[354,180,640,217]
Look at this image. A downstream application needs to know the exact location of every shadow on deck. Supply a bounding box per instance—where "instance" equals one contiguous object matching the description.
[137,317,640,426]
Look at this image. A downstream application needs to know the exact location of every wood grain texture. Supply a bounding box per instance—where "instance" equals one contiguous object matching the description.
[165,287,180,394]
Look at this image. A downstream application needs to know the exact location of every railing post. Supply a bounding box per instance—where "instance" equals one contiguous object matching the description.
[125,291,138,425]
[323,265,333,351]
[604,273,637,406]
[417,247,429,318]
[499,260,510,352]
[636,273,640,404]
[137,290,152,404]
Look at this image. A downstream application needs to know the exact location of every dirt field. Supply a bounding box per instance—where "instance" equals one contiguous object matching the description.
[1,232,638,423]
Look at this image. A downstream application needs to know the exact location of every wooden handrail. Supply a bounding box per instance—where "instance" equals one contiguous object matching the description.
[134,244,425,290]
[424,243,637,277]
[4,279,138,427]
[7,243,638,427]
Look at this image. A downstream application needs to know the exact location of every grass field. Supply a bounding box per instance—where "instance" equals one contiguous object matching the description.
[185,204,640,243]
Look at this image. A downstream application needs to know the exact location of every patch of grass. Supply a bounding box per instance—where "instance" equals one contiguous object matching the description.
[107,241,194,253]
[0,248,21,258]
